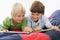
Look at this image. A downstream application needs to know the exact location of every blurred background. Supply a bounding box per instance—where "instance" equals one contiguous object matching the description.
[0,0,59,24]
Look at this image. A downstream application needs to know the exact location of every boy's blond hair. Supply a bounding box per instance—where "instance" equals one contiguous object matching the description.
[11,3,25,17]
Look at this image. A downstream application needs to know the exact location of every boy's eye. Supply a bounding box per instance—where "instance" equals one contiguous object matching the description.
[22,15,24,17]
[31,13,34,15]
[17,15,24,17]
[36,14,40,16]
[18,16,21,17]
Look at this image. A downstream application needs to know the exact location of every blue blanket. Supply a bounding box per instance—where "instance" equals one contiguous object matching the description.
[0,33,22,40]
[45,30,60,40]
[49,10,60,28]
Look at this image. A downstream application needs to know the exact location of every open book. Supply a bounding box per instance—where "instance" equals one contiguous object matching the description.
[1,29,52,34]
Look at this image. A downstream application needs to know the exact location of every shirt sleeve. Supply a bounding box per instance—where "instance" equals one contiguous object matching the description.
[43,16,52,28]
[26,16,32,27]
[21,18,27,31]
[1,17,11,30]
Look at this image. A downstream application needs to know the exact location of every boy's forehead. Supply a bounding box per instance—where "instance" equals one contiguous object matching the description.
[12,13,25,16]
[15,13,25,15]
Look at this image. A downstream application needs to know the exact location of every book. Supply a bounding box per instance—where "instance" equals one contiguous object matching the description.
[2,29,52,34]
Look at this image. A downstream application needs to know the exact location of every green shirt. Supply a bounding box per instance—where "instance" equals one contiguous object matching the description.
[1,17,27,31]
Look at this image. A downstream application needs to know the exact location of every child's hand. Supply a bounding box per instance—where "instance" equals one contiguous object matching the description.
[50,26,60,30]
[34,26,42,31]
[2,30,8,32]
[23,27,33,32]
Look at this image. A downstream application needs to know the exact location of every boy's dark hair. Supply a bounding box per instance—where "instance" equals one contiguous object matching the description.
[30,1,45,15]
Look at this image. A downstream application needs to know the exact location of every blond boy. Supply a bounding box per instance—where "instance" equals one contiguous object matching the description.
[1,3,27,32]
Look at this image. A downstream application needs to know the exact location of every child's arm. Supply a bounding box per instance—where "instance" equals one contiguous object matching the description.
[1,17,10,32]
[49,26,59,30]
[21,18,33,32]
[43,16,59,30]
[22,17,33,32]
[23,27,33,32]
[33,26,43,31]
[26,16,32,27]
[1,25,9,32]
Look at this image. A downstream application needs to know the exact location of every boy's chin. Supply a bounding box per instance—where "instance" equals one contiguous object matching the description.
[17,21,22,23]
[34,20,38,22]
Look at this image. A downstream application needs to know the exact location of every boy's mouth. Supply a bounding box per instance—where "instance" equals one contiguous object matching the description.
[17,21,22,23]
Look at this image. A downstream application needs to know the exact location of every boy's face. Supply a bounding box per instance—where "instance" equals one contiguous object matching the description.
[31,12,42,22]
[13,13,25,23]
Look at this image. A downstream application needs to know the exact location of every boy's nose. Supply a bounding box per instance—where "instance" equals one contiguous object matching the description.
[34,16,37,18]
[20,17,24,20]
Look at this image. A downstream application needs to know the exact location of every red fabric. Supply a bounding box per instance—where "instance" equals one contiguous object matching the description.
[20,32,50,40]
[12,29,22,32]
[48,15,52,18]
